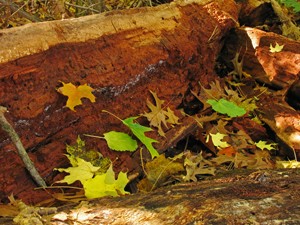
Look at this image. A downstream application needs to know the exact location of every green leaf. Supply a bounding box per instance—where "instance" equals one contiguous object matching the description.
[83,165,129,199]
[207,98,246,117]
[122,117,159,158]
[55,157,100,184]
[103,131,138,151]
[255,140,277,151]
[279,0,300,13]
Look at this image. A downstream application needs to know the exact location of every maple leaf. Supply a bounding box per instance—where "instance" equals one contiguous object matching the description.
[57,82,96,111]
[103,131,138,151]
[55,157,101,184]
[255,140,277,151]
[207,98,246,117]
[269,42,284,53]
[207,132,230,149]
[123,117,159,159]
[143,91,179,137]
[66,136,110,169]
[83,165,129,199]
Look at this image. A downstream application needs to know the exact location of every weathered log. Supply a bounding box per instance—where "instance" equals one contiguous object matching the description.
[1,169,299,224]
[220,27,300,159]
[222,27,300,88]
[0,0,239,204]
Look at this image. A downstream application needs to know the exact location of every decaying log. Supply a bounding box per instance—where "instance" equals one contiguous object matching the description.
[220,27,300,159]
[1,169,299,224]
[0,0,239,204]
[222,27,300,89]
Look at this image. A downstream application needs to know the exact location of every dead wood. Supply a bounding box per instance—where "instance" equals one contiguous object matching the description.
[0,0,239,204]
[220,27,300,159]
[222,27,300,89]
[1,169,299,225]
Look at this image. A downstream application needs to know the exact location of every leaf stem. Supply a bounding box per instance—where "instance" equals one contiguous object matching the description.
[0,106,46,187]
[102,110,123,122]
[83,134,104,139]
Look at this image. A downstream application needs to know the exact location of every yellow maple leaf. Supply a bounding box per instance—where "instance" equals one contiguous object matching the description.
[57,82,96,111]
[269,42,284,53]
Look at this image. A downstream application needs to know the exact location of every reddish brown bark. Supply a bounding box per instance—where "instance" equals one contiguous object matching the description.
[223,27,300,88]
[221,27,300,159]
[0,0,239,204]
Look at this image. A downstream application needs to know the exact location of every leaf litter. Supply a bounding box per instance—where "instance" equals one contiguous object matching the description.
[56,81,298,201]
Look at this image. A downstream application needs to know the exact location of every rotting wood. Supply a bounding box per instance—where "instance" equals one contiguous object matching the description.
[222,27,300,89]
[0,0,239,204]
[0,106,46,187]
[1,169,299,225]
[220,27,300,159]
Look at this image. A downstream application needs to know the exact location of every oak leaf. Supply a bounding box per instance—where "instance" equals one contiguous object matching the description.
[192,80,225,110]
[183,151,215,182]
[255,140,277,151]
[122,116,159,159]
[143,91,179,137]
[207,132,230,149]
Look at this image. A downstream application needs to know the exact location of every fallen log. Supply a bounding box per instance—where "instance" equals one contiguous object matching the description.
[1,169,299,224]
[220,27,300,159]
[0,0,239,204]
[222,27,300,89]
[51,169,300,224]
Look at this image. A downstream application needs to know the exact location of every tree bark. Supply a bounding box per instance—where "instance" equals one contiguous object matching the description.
[51,169,300,225]
[1,169,299,224]
[0,0,239,204]
[220,27,300,159]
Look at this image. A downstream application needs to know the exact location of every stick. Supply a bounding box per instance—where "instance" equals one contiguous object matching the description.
[0,0,42,23]
[0,106,46,187]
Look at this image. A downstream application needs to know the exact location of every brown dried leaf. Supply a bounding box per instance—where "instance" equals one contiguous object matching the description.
[143,91,179,137]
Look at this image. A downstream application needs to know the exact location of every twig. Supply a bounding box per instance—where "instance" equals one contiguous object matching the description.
[0,106,46,187]
[0,0,42,22]
[64,2,100,13]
